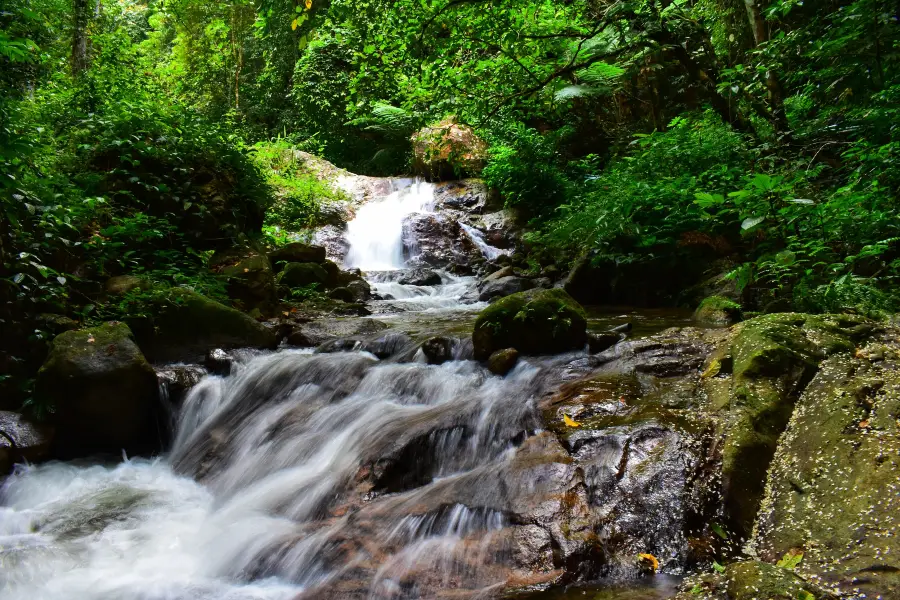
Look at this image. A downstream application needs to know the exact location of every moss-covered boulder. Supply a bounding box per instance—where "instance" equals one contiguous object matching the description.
[411,117,488,180]
[720,313,876,539]
[753,337,900,598]
[210,244,276,315]
[278,262,329,290]
[488,348,519,376]
[133,288,278,363]
[472,288,587,360]
[694,295,743,326]
[268,243,326,270]
[35,322,160,458]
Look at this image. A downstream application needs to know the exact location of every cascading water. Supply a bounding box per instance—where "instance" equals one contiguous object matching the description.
[344,180,435,271]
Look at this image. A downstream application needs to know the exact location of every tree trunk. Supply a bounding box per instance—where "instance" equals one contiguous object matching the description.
[71,0,90,75]
[743,0,791,139]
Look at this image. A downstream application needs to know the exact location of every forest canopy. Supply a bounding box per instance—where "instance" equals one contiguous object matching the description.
[1,0,899,402]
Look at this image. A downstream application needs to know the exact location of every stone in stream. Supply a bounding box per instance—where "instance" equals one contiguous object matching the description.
[35,322,161,458]
[287,318,389,348]
[487,348,519,375]
[472,288,588,360]
[477,276,534,302]
[345,279,371,302]
[204,348,234,376]
[0,411,54,474]
[421,336,454,365]
[397,268,441,287]
[587,332,620,354]
[130,287,279,363]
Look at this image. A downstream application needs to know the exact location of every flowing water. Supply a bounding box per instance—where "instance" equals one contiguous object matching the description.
[0,180,687,599]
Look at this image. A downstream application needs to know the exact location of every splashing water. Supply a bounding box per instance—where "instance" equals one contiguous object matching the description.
[0,352,547,600]
[344,180,435,271]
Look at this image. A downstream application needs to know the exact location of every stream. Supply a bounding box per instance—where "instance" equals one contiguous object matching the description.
[0,179,696,600]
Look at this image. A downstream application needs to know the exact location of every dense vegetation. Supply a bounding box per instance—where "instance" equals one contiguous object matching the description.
[1,0,898,403]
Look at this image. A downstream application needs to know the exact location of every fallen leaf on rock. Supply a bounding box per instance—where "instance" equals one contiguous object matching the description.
[563,414,580,427]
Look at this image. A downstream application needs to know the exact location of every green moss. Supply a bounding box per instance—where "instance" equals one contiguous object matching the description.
[472,288,587,359]
[278,262,329,289]
[694,295,743,326]
[725,561,823,600]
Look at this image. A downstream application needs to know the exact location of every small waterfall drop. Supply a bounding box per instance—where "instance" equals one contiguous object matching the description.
[344,180,435,271]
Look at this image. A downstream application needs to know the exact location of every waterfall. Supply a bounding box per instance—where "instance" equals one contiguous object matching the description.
[344,180,435,271]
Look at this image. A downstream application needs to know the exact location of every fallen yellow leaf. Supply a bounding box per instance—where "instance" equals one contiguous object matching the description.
[304,0,312,9]
[638,553,659,571]
[701,358,721,379]
[563,414,580,428]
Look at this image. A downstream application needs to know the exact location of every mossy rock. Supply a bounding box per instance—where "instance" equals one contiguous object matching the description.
[278,262,329,290]
[411,117,488,180]
[754,339,900,597]
[694,295,743,326]
[35,322,160,458]
[211,245,277,315]
[720,313,877,540]
[472,288,587,360]
[726,561,824,600]
[133,288,278,363]
[268,243,327,270]
[105,275,152,296]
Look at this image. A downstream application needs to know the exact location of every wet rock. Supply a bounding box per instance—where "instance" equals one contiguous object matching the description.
[287,318,389,348]
[411,117,488,180]
[608,322,632,334]
[316,339,363,353]
[480,265,515,284]
[210,245,276,315]
[361,333,414,360]
[328,287,356,302]
[397,268,441,287]
[205,348,234,376]
[421,336,454,365]
[587,332,620,354]
[478,276,534,302]
[268,243,327,269]
[35,322,160,457]
[401,213,481,268]
[132,288,278,363]
[694,295,742,326]
[532,277,553,289]
[473,288,587,360]
[156,365,206,408]
[104,275,151,296]
[0,411,54,473]
[433,179,499,212]
[488,348,519,376]
[278,262,329,290]
[345,279,371,302]
[753,338,900,597]
[312,225,350,264]
[541,265,560,280]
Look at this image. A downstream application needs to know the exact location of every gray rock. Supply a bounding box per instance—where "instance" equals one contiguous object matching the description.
[0,411,54,473]
[346,279,372,302]
[587,332,620,354]
[328,287,356,302]
[422,336,454,365]
[287,318,389,348]
[268,243,327,269]
[478,276,534,302]
[398,268,442,287]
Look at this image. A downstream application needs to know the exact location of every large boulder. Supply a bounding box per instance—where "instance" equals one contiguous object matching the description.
[432,179,500,213]
[411,117,488,180]
[131,288,279,363]
[398,268,442,287]
[268,243,327,270]
[209,244,277,315]
[753,335,900,597]
[401,213,481,269]
[472,288,588,360]
[0,411,54,473]
[719,313,876,539]
[278,262,330,289]
[35,322,160,457]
